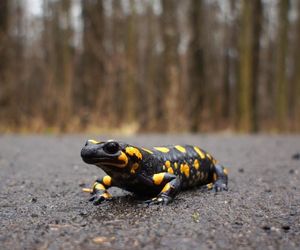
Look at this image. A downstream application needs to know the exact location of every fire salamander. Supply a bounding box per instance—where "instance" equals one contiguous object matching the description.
[81,139,228,205]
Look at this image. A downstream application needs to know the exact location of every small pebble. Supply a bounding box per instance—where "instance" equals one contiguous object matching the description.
[238,168,244,173]
[92,236,114,244]
[79,210,88,217]
[30,197,37,203]
[292,153,300,160]
[289,169,295,174]
[282,225,290,231]
[262,225,271,231]
[234,221,243,226]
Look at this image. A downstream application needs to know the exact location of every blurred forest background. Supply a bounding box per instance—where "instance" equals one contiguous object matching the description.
[0,0,299,133]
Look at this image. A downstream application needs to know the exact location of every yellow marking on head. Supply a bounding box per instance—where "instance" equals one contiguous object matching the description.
[125,147,142,160]
[180,163,190,178]
[168,167,174,174]
[88,139,100,144]
[165,160,171,168]
[94,183,105,190]
[118,152,128,166]
[207,183,213,190]
[103,176,112,186]
[142,148,153,154]
[161,183,171,193]
[102,192,112,199]
[175,145,186,153]
[213,173,217,182]
[153,173,165,185]
[193,159,199,170]
[154,147,170,153]
[223,168,228,175]
[130,163,139,174]
[194,146,205,159]
[174,162,178,169]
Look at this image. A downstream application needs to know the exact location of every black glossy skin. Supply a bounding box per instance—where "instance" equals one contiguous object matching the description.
[81,140,228,205]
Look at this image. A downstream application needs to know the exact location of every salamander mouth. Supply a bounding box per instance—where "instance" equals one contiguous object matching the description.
[82,157,119,165]
[81,155,128,168]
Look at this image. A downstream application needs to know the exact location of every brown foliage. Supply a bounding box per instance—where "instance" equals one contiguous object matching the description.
[0,0,299,133]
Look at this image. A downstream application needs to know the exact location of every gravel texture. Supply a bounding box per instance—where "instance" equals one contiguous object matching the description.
[0,134,300,250]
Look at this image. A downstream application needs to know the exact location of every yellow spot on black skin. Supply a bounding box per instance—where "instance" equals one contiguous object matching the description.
[194,146,205,159]
[180,163,190,177]
[175,145,186,153]
[125,147,142,160]
[154,147,170,153]
[165,160,171,168]
[130,163,139,174]
[193,159,199,170]
[207,183,213,190]
[142,148,153,154]
[103,176,112,186]
[161,183,171,192]
[102,192,112,199]
[94,183,105,190]
[174,162,178,169]
[153,173,165,185]
[118,152,128,167]
[168,167,174,174]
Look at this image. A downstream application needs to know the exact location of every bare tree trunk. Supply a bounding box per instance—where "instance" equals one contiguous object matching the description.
[237,0,254,132]
[292,1,300,130]
[81,0,105,127]
[58,0,74,130]
[251,0,263,132]
[160,0,181,132]
[187,0,205,132]
[0,0,10,126]
[124,0,138,125]
[275,0,289,131]
[111,0,126,127]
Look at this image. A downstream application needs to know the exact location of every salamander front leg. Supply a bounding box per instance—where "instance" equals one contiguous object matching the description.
[207,164,228,192]
[82,175,113,205]
[145,173,181,205]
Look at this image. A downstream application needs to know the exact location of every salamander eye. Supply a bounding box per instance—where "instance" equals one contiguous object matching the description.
[103,142,120,154]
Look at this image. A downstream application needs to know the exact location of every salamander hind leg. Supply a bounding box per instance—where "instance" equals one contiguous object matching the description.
[208,164,228,192]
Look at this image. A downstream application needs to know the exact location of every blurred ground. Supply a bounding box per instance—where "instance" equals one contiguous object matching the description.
[0,134,300,250]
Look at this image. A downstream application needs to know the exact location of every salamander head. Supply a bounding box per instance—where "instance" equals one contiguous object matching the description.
[81,140,129,168]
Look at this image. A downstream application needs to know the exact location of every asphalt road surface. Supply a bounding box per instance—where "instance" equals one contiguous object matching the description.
[0,134,300,250]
